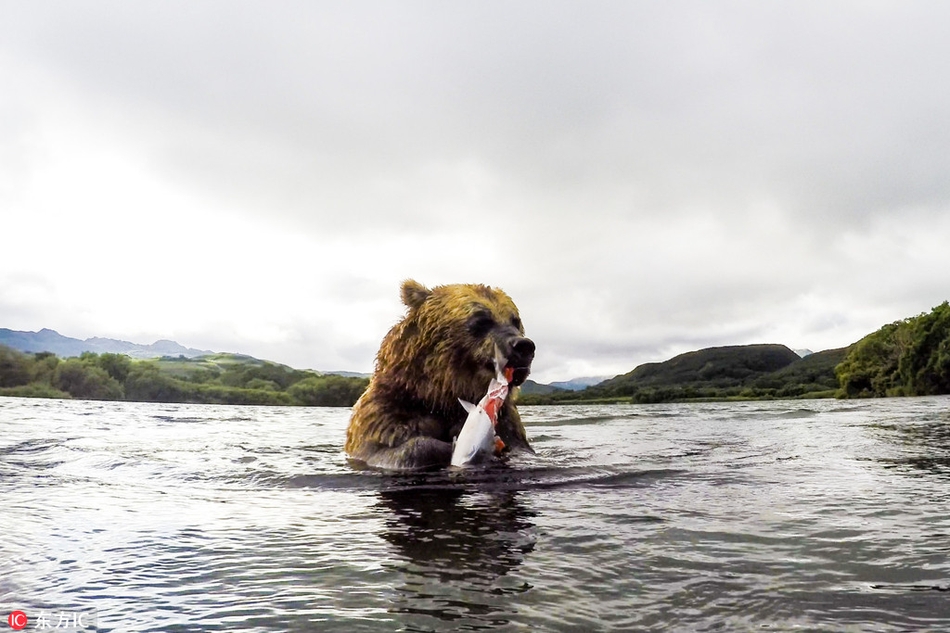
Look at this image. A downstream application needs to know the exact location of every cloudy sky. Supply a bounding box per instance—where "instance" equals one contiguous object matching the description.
[2,1,949,383]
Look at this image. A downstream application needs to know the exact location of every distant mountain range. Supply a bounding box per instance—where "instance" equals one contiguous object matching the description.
[549,376,612,390]
[0,328,213,360]
[520,375,612,395]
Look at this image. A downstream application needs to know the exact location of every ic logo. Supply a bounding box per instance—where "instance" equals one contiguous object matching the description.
[7,611,28,630]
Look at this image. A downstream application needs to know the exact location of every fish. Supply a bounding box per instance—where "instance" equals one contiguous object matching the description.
[450,352,513,467]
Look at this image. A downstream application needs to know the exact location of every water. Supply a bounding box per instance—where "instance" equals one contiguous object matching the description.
[2,395,950,632]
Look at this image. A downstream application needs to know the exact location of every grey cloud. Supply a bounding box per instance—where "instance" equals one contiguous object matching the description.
[3,1,950,379]
[7,1,948,232]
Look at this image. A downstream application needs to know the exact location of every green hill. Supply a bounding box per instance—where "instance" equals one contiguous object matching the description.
[519,379,566,395]
[597,344,800,393]
[0,346,368,407]
[519,344,843,405]
[759,347,849,396]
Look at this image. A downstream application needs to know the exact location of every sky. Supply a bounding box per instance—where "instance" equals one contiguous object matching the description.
[2,1,949,383]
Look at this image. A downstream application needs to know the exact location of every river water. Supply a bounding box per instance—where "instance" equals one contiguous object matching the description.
[2,395,949,632]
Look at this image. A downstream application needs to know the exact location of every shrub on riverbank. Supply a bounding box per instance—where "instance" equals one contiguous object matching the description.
[836,301,950,398]
[0,345,368,407]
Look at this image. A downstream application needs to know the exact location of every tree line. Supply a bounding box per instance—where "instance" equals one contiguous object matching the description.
[0,347,369,407]
[836,301,950,397]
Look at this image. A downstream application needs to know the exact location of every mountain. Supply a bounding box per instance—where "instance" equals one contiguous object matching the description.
[548,376,612,391]
[0,328,213,360]
[766,347,848,392]
[519,379,566,395]
[595,343,801,394]
[514,342,842,404]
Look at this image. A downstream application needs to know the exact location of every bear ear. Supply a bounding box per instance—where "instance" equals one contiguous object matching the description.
[400,279,431,310]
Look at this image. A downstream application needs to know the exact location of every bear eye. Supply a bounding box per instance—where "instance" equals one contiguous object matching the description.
[467,311,495,338]
[511,316,523,331]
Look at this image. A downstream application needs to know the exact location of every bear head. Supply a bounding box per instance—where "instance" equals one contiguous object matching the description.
[374,279,536,410]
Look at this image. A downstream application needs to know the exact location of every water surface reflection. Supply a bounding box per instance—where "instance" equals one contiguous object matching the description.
[872,414,950,478]
[377,483,537,627]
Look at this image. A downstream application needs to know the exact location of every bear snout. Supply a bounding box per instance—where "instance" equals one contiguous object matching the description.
[505,336,535,386]
[510,336,536,361]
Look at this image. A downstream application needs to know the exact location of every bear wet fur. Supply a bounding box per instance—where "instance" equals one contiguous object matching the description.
[345,280,535,470]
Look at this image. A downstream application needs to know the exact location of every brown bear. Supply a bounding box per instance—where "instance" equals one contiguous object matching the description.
[345,279,536,470]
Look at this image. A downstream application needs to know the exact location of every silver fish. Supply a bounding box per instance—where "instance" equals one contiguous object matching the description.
[450,350,510,467]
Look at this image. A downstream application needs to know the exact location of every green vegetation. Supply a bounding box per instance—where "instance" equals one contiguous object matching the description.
[0,346,368,407]
[597,344,800,392]
[518,380,565,396]
[836,301,950,398]
[4,301,949,408]
[519,344,849,405]
[763,347,846,396]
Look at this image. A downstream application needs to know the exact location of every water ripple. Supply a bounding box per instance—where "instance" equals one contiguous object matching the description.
[3,395,950,631]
